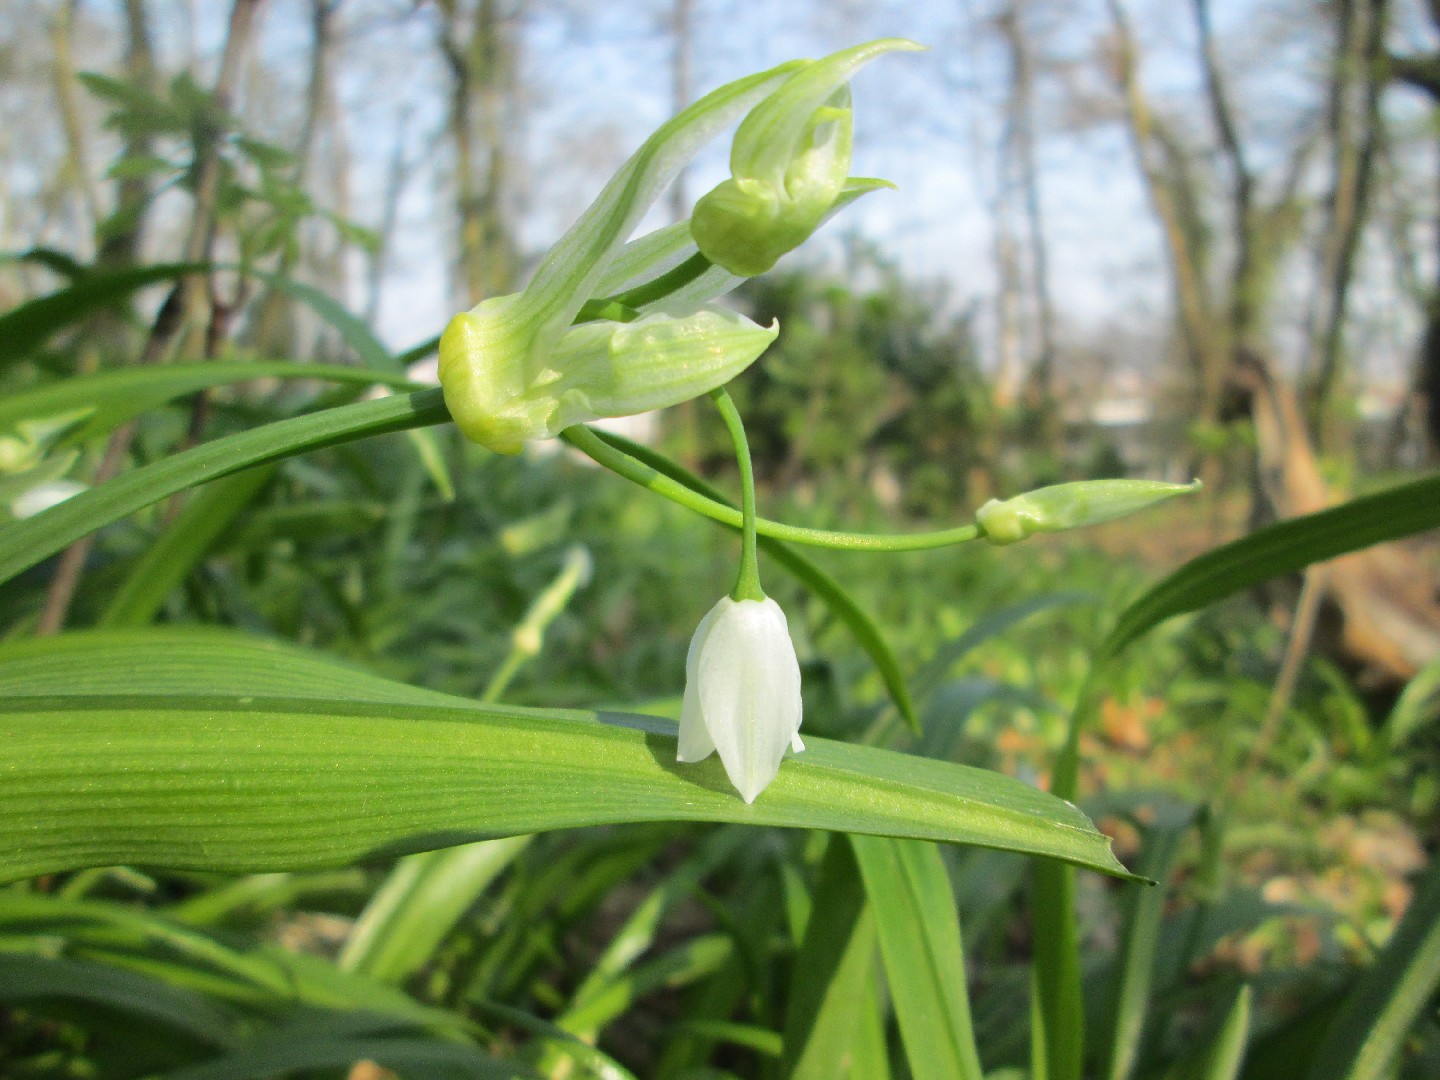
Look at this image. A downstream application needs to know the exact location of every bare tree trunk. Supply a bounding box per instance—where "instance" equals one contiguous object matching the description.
[1105,0,1223,412]
[1306,0,1390,441]
[439,0,522,308]
[252,0,337,356]
[97,0,161,268]
[668,0,694,223]
[38,0,266,637]
[996,2,1057,419]
[50,0,101,240]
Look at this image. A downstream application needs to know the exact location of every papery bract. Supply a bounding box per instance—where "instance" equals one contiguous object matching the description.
[677,596,803,803]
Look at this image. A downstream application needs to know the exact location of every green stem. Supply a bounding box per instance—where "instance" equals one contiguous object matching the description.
[709,387,763,600]
[558,425,982,553]
[574,253,714,324]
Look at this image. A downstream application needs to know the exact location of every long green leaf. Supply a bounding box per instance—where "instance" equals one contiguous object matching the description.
[783,839,891,1080]
[0,360,420,434]
[0,951,242,1047]
[0,388,450,589]
[0,629,1127,882]
[1166,986,1251,1080]
[1103,473,1440,659]
[338,836,531,985]
[246,268,398,372]
[1304,854,1440,1080]
[98,467,276,628]
[1103,802,1196,1080]
[851,834,984,1080]
[0,260,201,365]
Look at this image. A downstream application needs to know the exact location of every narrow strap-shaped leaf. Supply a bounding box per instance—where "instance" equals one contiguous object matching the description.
[1103,472,1440,659]
[851,835,985,1080]
[140,1034,525,1080]
[0,389,450,589]
[913,591,1095,698]
[98,466,277,629]
[246,269,398,373]
[1164,986,1251,1080]
[1103,802,1197,1080]
[0,360,419,433]
[783,839,891,1080]
[587,427,920,732]
[338,836,531,985]
[0,951,243,1047]
[0,630,1128,882]
[0,260,202,366]
[1031,856,1085,1080]
[1304,854,1440,1080]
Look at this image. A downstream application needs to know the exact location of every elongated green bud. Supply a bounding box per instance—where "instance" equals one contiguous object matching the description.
[691,38,924,277]
[976,479,1202,545]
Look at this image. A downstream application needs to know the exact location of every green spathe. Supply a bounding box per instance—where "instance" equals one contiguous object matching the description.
[691,38,923,277]
[976,478,1202,545]
[439,61,801,453]
[441,304,777,454]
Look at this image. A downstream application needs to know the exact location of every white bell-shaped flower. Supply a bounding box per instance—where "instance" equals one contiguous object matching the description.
[677,595,804,803]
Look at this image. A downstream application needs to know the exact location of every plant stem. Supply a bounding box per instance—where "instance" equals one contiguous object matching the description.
[559,424,982,553]
[709,387,763,601]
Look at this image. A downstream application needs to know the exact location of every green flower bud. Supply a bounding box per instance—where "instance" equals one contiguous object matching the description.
[691,38,923,277]
[976,479,1202,545]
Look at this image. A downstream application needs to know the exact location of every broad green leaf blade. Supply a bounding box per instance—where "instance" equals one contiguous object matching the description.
[0,261,201,366]
[851,835,984,1080]
[783,839,891,1080]
[0,388,450,588]
[1304,854,1440,1080]
[1103,802,1196,1080]
[0,360,420,435]
[338,836,531,985]
[1103,473,1440,659]
[589,427,919,732]
[98,467,277,628]
[0,630,1128,882]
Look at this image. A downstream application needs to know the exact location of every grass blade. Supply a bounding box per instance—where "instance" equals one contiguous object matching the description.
[1103,802,1196,1080]
[338,836,531,985]
[98,467,276,628]
[783,839,891,1080]
[0,360,419,434]
[1304,855,1440,1080]
[0,261,201,366]
[851,834,985,1080]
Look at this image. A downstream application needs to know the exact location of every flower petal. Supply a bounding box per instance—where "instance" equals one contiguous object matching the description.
[694,597,802,803]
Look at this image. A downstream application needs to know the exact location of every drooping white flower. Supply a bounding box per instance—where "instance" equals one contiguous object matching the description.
[678,595,804,803]
[9,480,86,520]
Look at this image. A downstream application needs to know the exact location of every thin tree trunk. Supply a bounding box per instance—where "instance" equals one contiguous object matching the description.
[51,0,101,240]
[668,0,694,223]
[1307,0,1389,441]
[38,0,266,636]
[98,0,160,268]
